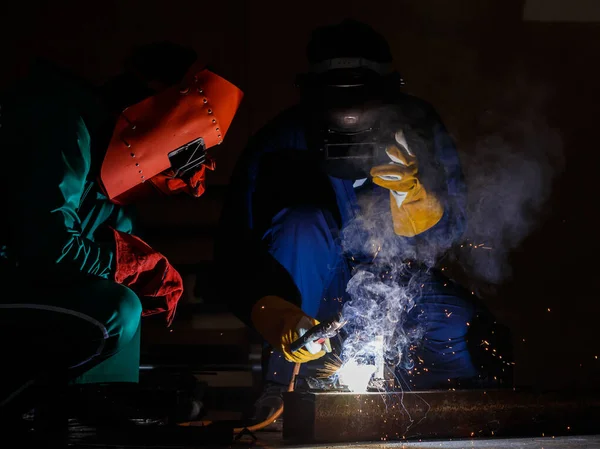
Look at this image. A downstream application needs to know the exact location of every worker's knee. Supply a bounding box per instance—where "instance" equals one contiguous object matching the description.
[410,275,475,342]
[101,284,142,354]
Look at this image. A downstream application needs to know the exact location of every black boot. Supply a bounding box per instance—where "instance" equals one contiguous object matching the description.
[67,371,205,427]
[0,379,70,448]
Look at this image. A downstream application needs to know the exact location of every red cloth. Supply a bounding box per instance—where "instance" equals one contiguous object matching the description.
[148,157,216,198]
[111,228,183,326]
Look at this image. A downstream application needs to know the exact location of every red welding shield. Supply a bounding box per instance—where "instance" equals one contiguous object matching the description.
[100,61,244,205]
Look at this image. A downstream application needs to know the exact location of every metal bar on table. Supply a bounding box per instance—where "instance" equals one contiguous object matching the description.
[282,389,600,443]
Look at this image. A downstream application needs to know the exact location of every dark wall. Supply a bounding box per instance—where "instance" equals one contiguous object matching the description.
[2,0,598,390]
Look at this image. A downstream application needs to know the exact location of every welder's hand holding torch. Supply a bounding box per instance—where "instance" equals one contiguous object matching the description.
[251,296,331,363]
[370,130,444,237]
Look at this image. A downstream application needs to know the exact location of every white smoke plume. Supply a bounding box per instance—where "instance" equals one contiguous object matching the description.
[340,266,425,368]
[336,188,430,389]
[449,78,564,287]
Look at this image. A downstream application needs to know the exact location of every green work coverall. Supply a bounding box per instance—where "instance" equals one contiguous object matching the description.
[0,60,142,385]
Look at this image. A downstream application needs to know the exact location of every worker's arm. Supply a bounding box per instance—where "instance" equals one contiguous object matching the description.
[5,89,182,324]
[214,110,328,362]
[424,112,467,245]
[6,92,117,279]
[371,104,466,247]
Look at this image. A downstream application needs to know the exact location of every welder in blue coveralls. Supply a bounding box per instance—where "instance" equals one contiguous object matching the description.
[214,19,512,424]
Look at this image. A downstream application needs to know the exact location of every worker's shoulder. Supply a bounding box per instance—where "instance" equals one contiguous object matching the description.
[232,106,307,173]
[250,105,305,140]
[394,92,444,123]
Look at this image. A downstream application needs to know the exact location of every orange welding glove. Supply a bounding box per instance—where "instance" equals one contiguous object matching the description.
[370,130,444,237]
[251,296,332,364]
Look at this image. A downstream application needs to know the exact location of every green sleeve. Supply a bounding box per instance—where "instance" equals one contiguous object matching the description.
[111,204,136,235]
[8,92,116,280]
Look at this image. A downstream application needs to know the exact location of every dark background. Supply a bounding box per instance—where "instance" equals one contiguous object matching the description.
[1,0,598,391]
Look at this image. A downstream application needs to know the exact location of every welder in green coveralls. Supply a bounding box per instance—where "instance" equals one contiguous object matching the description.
[0,41,243,423]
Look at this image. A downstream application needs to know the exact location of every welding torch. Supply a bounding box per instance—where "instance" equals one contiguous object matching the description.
[290,311,348,353]
[179,312,348,432]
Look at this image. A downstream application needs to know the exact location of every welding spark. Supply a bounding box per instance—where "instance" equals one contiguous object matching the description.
[316,353,344,379]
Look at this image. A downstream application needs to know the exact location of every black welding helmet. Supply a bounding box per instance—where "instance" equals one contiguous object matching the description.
[297,19,405,179]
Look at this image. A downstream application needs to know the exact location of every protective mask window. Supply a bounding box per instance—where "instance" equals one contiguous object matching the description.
[167,137,207,179]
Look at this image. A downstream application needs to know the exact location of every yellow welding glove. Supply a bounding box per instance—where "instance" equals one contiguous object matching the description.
[370,130,444,237]
[251,296,331,363]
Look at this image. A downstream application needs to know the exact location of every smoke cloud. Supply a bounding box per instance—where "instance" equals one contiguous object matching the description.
[450,79,564,286]
[341,267,423,367]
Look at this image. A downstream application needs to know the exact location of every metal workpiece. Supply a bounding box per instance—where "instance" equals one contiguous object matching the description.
[282,389,600,444]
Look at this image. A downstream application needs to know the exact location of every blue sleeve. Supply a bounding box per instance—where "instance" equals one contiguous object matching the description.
[6,92,116,280]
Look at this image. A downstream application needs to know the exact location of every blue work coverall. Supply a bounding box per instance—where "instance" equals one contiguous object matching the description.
[215,97,511,390]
